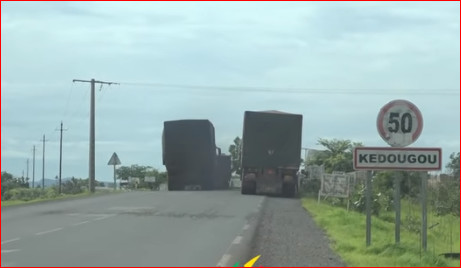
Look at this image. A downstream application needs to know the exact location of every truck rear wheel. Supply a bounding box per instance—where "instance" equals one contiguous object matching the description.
[241,181,255,195]
[168,182,181,191]
[282,183,296,198]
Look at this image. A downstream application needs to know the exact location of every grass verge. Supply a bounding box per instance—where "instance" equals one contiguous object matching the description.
[302,197,460,267]
[1,189,121,207]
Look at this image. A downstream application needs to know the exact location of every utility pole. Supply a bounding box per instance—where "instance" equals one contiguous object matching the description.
[32,146,36,188]
[56,121,67,194]
[73,79,119,193]
[26,158,29,181]
[41,135,48,190]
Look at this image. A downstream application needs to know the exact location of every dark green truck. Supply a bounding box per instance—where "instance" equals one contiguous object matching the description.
[162,120,217,191]
[241,111,303,197]
[214,154,232,190]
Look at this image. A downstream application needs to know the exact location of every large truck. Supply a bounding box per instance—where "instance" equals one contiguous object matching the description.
[162,120,217,191]
[214,154,232,190]
[240,110,303,197]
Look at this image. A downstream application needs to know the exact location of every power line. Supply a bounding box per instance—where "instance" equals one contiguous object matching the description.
[118,81,459,95]
[62,82,75,120]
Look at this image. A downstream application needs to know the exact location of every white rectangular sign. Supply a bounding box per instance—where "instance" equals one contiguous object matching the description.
[144,176,156,182]
[354,147,441,171]
[320,174,349,198]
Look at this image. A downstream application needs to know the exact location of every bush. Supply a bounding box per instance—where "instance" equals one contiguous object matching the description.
[429,178,459,216]
[61,178,87,195]
[300,178,321,194]
[2,172,29,199]
[350,183,381,216]
[44,187,59,199]
[4,188,43,201]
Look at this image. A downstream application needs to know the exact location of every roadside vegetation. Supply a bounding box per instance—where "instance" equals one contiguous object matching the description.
[1,165,168,206]
[1,173,114,207]
[300,139,460,267]
[302,197,459,267]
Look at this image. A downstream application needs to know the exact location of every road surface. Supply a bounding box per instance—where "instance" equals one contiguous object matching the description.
[2,191,343,267]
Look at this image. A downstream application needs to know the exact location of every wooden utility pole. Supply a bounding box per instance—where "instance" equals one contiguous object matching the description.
[73,79,119,193]
[41,135,48,189]
[56,121,67,194]
[32,146,36,188]
[26,158,29,180]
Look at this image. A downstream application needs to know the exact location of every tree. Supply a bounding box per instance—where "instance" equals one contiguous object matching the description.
[374,171,423,198]
[447,152,460,178]
[1,171,29,198]
[306,138,363,173]
[443,152,460,216]
[228,137,242,175]
[115,165,167,190]
[116,165,150,180]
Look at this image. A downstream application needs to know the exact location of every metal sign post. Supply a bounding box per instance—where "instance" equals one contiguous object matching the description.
[353,99,440,249]
[366,171,372,247]
[394,172,401,244]
[421,172,428,251]
[108,152,121,190]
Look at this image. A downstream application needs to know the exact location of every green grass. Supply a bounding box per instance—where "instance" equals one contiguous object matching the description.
[1,190,121,207]
[302,197,460,267]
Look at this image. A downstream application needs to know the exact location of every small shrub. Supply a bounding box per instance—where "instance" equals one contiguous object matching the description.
[350,183,381,216]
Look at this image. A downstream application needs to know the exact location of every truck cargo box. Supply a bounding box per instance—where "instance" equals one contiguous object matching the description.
[162,120,216,190]
[214,154,232,189]
[242,111,302,168]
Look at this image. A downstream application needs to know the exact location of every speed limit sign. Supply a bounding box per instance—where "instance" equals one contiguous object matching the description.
[377,99,423,147]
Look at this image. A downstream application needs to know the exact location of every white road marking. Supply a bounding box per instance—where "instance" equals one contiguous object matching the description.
[72,221,89,226]
[66,213,81,216]
[1,249,21,254]
[243,224,250,231]
[1,238,20,245]
[257,200,264,209]
[94,214,116,221]
[232,236,243,244]
[216,254,232,267]
[109,206,153,211]
[35,228,63,236]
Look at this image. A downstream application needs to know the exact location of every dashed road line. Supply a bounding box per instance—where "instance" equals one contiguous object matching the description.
[66,213,81,217]
[72,221,89,226]
[94,214,116,221]
[216,254,232,267]
[1,238,20,245]
[35,228,63,236]
[1,249,21,254]
[232,236,243,245]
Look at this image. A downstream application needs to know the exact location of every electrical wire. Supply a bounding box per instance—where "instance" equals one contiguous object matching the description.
[117,81,459,96]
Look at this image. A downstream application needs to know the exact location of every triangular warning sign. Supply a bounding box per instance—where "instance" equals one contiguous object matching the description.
[108,152,121,165]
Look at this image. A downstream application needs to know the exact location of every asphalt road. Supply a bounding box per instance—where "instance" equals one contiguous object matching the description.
[1,191,264,267]
[2,191,345,267]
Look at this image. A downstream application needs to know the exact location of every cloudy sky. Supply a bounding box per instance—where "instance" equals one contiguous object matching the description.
[2,1,459,181]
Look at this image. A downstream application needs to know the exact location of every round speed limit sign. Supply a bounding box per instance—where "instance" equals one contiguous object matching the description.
[377,99,423,147]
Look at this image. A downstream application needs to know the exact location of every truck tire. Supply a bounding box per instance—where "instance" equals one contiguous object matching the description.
[168,182,181,191]
[241,181,255,195]
[283,183,296,198]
